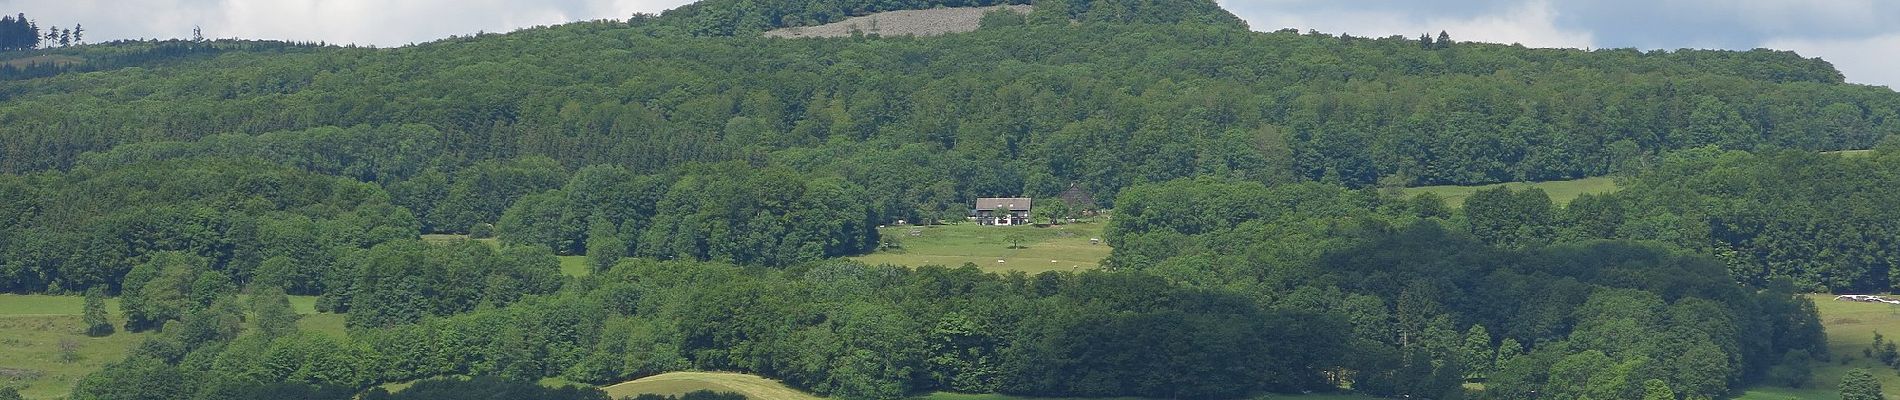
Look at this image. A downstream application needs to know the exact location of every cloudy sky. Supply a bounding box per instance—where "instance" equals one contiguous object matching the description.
[4,0,1896,87]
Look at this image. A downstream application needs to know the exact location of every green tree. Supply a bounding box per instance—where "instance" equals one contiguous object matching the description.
[585,217,625,272]
[1841,368,1882,400]
[1458,324,1493,380]
[1641,379,1676,400]
[83,286,113,337]
[250,287,300,339]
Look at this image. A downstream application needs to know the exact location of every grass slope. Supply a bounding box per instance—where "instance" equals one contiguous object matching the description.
[0,315,150,399]
[0,294,341,399]
[1400,177,1619,208]
[603,372,822,400]
[850,222,1111,274]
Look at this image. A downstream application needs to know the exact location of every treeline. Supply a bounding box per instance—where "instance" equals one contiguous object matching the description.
[0,152,878,296]
[1107,178,1826,399]
[1449,143,1900,293]
[0,14,1891,206]
[71,259,1355,400]
[0,39,332,81]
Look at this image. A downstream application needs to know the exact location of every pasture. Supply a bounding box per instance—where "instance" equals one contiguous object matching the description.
[1780,294,1900,399]
[1401,177,1619,208]
[0,293,338,399]
[850,221,1112,274]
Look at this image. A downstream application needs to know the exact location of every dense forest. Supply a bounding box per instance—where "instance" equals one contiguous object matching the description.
[1,0,1897,398]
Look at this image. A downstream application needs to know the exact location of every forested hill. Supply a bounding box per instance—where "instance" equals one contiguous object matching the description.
[3,1,1893,399]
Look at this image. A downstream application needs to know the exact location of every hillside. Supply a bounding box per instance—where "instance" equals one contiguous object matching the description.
[2,0,1898,399]
[765,5,1035,38]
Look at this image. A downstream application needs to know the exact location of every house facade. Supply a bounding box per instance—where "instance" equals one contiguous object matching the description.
[974,197,1032,226]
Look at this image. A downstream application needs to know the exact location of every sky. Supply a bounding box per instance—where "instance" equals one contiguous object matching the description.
[2,0,1895,87]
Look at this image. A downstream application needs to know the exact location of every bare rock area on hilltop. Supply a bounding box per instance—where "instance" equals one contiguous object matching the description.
[765,5,1033,38]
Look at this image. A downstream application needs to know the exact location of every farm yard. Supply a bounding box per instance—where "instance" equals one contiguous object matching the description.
[849,221,1112,274]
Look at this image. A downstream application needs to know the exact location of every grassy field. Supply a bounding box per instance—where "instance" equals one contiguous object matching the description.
[0,295,153,399]
[0,294,340,399]
[850,222,1112,274]
[1736,386,1838,400]
[559,256,592,277]
[420,234,501,249]
[1826,149,1876,157]
[1778,294,1900,399]
[1400,177,1619,208]
[605,372,1379,400]
[0,314,151,399]
[1732,294,1900,400]
[603,372,822,400]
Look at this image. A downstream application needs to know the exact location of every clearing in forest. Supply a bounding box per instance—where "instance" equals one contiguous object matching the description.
[764,5,1033,39]
[1741,294,1900,399]
[603,371,822,400]
[1400,177,1618,208]
[851,221,1111,273]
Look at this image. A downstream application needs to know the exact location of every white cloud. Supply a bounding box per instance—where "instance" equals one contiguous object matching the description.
[1221,0,1594,49]
[1764,33,1900,88]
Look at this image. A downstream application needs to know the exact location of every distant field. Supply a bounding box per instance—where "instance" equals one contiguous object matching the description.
[0,293,336,399]
[603,372,821,400]
[1401,177,1618,208]
[559,256,591,277]
[1736,385,1837,400]
[1826,149,1876,157]
[421,233,501,249]
[764,5,1034,38]
[850,222,1111,274]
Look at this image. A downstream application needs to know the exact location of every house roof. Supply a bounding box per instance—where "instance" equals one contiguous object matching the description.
[975,197,1033,211]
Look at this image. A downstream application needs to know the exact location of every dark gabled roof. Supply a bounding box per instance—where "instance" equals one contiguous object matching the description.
[974,197,1032,211]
